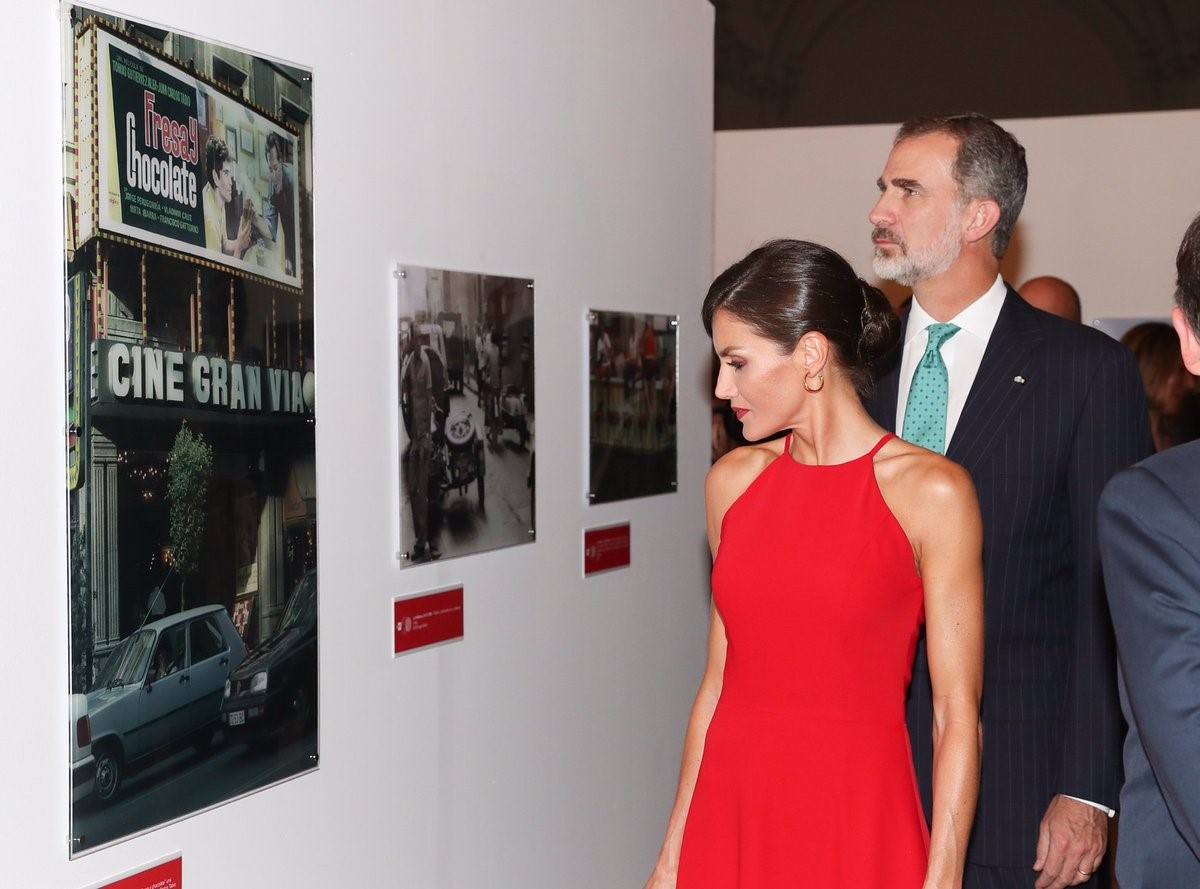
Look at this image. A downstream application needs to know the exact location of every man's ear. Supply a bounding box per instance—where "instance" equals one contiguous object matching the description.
[963,198,1001,247]
[1172,306,1200,375]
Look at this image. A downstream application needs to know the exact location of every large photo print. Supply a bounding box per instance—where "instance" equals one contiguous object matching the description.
[65,7,316,854]
[398,266,535,564]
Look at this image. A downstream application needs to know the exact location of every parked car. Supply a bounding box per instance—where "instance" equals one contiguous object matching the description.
[87,605,248,804]
[70,693,95,807]
[221,571,317,747]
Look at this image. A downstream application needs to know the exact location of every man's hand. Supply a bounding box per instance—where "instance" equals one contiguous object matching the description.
[234,218,253,258]
[1033,795,1107,888]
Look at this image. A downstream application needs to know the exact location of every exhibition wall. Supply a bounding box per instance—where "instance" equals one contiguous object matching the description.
[0,0,714,886]
[716,110,1200,322]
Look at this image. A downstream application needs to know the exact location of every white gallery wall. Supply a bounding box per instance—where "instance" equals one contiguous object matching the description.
[716,110,1200,322]
[0,1,713,887]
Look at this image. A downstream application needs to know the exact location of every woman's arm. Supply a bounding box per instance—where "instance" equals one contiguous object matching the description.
[644,604,727,888]
[644,449,763,888]
[912,461,985,889]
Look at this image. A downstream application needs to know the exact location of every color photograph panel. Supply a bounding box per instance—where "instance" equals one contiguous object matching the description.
[65,6,316,854]
[588,310,678,503]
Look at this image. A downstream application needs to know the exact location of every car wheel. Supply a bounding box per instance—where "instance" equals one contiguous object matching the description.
[93,746,121,805]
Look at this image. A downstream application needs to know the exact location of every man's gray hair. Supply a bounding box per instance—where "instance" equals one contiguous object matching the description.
[895,113,1028,259]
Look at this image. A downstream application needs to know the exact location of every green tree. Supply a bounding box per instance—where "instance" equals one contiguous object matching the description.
[167,422,213,610]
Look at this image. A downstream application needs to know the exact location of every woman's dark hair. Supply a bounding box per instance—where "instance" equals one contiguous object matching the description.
[1121,321,1183,415]
[702,239,901,395]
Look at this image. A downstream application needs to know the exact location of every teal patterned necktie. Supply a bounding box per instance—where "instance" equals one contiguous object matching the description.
[901,322,960,454]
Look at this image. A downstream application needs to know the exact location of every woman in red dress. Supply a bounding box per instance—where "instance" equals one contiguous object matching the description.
[645,240,983,889]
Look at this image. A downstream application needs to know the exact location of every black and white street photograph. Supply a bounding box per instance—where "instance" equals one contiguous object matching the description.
[398,265,535,564]
[588,310,678,503]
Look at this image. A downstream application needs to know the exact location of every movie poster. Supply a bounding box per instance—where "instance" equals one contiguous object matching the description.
[588,310,678,503]
[64,7,316,854]
[397,265,535,563]
[79,24,302,288]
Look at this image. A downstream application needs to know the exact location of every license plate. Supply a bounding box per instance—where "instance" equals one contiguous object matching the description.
[228,710,245,726]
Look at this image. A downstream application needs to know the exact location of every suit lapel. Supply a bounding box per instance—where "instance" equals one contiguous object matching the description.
[868,315,907,433]
[945,288,1045,465]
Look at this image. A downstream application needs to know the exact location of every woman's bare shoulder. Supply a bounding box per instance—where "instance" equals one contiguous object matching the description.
[874,438,977,509]
[706,439,783,507]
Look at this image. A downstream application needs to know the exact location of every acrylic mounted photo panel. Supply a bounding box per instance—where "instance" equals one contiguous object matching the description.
[64,5,316,854]
[397,265,535,564]
[588,310,678,503]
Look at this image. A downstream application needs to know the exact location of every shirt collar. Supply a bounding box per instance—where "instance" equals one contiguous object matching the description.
[906,274,1007,345]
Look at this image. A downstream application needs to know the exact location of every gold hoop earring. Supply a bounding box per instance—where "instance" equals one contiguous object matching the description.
[804,373,824,393]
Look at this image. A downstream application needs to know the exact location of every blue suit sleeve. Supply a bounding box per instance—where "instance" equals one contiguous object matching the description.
[1101,466,1200,856]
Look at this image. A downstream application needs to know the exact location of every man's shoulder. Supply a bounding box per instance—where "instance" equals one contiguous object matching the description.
[1102,441,1200,521]
[1133,440,1200,493]
[1022,300,1125,358]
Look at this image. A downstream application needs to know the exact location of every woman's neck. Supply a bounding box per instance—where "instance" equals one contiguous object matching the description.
[786,390,884,466]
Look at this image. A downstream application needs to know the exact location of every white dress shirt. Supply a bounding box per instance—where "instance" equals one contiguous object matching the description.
[896,274,1116,819]
[894,274,1007,442]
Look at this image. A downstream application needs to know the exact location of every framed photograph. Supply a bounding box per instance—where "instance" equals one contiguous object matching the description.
[588,310,678,503]
[397,265,535,564]
[1091,316,1171,342]
[64,6,316,854]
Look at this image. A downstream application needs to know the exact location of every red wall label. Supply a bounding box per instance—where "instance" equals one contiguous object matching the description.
[394,586,464,655]
[584,523,631,576]
[94,857,181,889]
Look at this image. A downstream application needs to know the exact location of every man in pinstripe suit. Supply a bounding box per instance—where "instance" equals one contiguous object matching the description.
[865,114,1152,888]
[1098,212,1200,889]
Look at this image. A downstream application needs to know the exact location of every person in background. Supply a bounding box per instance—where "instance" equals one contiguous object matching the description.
[865,113,1152,889]
[1020,276,1082,323]
[1099,210,1200,888]
[402,333,440,562]
[202,135,251,259]
[641,320,661,433]
[262,132,297,276]
[1121,321,1199,452]
[485,330,502,444]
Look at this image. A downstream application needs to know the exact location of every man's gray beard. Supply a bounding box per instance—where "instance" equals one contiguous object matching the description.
[872,250,921,286]
[872,219,963,286]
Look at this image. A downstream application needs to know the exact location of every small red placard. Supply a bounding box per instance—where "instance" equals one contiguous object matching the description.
[394,586,464,655]
[96,857,181,889]
[584,523,631,576]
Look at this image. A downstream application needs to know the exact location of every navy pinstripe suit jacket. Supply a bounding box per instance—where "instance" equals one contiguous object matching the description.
[866,287,1152,866]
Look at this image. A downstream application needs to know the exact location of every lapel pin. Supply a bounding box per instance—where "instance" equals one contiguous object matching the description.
[1013,375,1026,384]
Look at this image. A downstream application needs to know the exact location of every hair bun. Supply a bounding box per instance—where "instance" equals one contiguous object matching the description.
[856,279,901,364]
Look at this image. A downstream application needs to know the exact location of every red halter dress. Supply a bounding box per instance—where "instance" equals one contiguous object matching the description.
[677,433,929,888]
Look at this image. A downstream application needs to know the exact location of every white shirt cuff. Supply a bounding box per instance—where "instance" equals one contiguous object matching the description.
[1063,794,1116,818]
